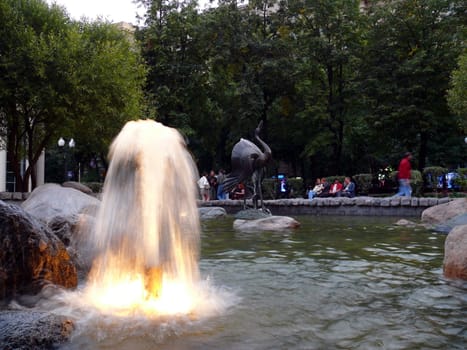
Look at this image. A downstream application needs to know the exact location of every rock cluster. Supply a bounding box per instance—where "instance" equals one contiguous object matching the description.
[0,202,77,300]
[199,207,227,220]
[443,224,467,280]
[0,309,74,349]
[234,215,300,231]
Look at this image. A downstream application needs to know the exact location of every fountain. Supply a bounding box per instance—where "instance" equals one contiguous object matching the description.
[39,120,231,347]
[83,119,201,315]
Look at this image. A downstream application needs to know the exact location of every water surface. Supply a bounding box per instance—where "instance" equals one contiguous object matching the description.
[185,216,465,349]
[66,216,467,349]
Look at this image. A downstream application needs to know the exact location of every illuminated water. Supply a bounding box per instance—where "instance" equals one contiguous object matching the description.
[62,215,466,349]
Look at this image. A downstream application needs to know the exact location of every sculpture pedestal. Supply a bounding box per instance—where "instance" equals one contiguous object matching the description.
[235,208,272,220]
[233,214,300,232]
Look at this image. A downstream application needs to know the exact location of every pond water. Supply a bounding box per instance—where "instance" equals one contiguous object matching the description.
[64,215,466,349]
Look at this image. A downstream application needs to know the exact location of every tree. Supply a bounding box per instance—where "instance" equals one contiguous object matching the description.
[447,50,467,133]
[280,0,365,176]
[68,20,147,172]
[361,0,466,170]
[138,0,220,169]
[0,0,146,191]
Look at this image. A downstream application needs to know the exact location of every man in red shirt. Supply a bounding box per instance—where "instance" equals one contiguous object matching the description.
[395,152,413,196]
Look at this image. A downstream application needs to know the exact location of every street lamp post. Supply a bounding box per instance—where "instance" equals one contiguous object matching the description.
[57,137,75,182]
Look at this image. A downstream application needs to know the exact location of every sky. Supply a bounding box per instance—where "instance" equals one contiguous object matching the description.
[46,0,145,24]
[46,0,216,25]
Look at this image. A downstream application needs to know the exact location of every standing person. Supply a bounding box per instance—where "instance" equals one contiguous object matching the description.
[395,152,413,197]
[208,170,217,200]
[198,172,210,201]
[216,169,226,200]
[278,177,290,198]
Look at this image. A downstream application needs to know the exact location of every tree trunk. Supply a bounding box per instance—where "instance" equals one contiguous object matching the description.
[418,131,428,171]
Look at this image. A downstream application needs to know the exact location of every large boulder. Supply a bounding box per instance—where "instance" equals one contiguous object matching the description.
[21,184,100,280]
[21,183,100,224]
[233,215,300,231]
[0,201,77,300]
[421,198,467,224]
[199,207,227,220]
[433,213,467,234]
[0,310,74,349]
[443,224,467,280]
[61,181,93,195]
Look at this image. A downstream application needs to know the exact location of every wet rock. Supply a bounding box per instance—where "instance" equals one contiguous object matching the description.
[0,201,77,300]
[48,214,96,281]
[421,198,466,224]
[443,224,467,280]
[433,213,467,234]
[235,208,271,220]
[22,183,100,224]
[61,181,93,195]
[199,207,227,220]
[395,219,417,227]
[233,216,300,231]
[0,309,74,349]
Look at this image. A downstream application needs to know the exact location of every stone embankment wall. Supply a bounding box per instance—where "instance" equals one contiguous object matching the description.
[200,196,453,217]
[1,192,452,217]
[0,192,29,202]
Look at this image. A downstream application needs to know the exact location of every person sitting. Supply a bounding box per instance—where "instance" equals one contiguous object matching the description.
[317,178,331,197]
[231,183,245,200]
[338,177,356,198]
[308,178,323,199]
[329,179,343,197]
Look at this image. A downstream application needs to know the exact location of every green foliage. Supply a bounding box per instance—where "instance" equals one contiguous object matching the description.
[454,168,467,191]
[422,166,448,191]
[325,176,346,185]
[261,177,304,199]
[447,51,467,133]
[0,0,146,190]
[411,170,424,197]
[262,178,277,200]
[353,174,373,195]
[361,0,465,170]
[288,178,304,198]
[135,0,465,186]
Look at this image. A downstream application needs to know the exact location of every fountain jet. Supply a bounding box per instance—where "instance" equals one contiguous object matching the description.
[85,119,200,314]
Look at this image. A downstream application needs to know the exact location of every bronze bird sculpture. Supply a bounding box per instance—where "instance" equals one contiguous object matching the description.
[223,121,272,210]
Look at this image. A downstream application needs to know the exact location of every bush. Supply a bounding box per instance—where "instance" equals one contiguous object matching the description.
[457,168,467,177]
[453,178,467,191]
[353,174,373,195]
[423,166,448,191]
[454,168,467,191]
[262,178,276,199]
[325,175,346,185]
[261,177,304,199]
[288,178,304,197]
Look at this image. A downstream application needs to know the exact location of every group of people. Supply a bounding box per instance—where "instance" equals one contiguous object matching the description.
[197,169,228,201]
[307,177,356,199]
[197,152,413,202]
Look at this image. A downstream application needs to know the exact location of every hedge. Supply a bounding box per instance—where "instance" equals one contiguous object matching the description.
[262,177,304,199]
[353,174,373,195]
